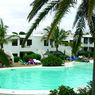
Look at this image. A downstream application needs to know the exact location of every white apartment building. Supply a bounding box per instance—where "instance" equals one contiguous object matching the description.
[3,33,73,58]
[3,33,93,59]
[81,34,94,52]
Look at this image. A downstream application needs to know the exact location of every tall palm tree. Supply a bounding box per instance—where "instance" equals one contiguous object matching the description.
[42,26,67,51]
[73,1,95,95]
[22,0,95,95]
[0,19,18,50]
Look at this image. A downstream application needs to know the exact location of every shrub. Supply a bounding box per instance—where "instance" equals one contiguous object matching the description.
[50,85,76,95]
[23,54,41,62]
[30,54,41,60]
[14,56,21,62]
[49,82,92,95]
[78,51,93,57]
[0,49,10,67]
[41,55,63,66]
[59,54,70,60]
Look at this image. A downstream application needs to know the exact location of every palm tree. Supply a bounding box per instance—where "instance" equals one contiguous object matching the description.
[42,26,67,51]
[22,0,95,95]
[0,19,18,50]
[73,1,95,95]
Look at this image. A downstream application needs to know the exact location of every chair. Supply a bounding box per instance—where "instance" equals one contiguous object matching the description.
[66,57,72,60]
[73,56,78,60]
[33,59,41,64]
[19,59,29,65]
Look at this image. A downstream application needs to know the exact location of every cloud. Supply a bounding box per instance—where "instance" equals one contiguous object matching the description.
[0,0,82,35]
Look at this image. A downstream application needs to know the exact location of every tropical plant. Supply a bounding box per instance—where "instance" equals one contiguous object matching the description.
[0,49,10,67]
[0,19,18,50]
[23,53,41,62]
[14,56,21,62]
[22,0,95,95]
[42,26,67,51]
[41,55,63,66]
[19,31,26,35]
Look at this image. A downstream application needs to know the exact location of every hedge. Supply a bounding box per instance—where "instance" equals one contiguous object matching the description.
[23,54,41,62]
[14,56,21,62]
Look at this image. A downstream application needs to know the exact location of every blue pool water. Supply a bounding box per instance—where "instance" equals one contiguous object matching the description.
[0,63,93,90]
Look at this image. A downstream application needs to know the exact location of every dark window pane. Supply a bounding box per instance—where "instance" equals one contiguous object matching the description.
[89,38,93,44]
[84,37,88,44]
[27,40,32,46]
[84,47,88,51]
[44,40,48,46]
[13,53,18,56]
[12,39,18,46]
[20,38,24,45]
[50,39,53,47]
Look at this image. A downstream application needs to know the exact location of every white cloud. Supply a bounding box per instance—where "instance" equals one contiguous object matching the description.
[0,0,82,35]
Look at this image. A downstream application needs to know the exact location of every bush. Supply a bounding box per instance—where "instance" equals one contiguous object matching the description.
[59,54,70,60]
[23,54,41,62]
[0,49,10,67]
[78,51,93,57]
[49,82,92,95]
[41,55,63,66]
[50,85,76,95]
[14,56,21,62]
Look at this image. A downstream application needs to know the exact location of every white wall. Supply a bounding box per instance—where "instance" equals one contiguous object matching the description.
[3,34,73,58]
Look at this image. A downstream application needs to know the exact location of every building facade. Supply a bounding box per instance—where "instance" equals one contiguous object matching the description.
[3,34,73,58]
[81,34,94,52]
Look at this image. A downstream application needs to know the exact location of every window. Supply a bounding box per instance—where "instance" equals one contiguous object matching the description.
[13,53,18,56]
[70,40,73,43]
[50,39,53,47]
[89,47,94,52]
[84,47,88,51]
[20,38,24,45]
[27,40,32,46]
[89,38,93,44]
[12,39,18,46]
[84,37,88,44]
[44,40,48,46]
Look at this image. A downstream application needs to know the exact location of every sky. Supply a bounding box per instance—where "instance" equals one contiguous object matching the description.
[0,0,82,35]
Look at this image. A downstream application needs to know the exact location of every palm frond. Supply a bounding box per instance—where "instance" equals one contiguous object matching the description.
[89,15,95,35]
[0,19,4,28]
[47,0,76,40]
[73,0,88,27]
[72,17,85,55]
[27,0,49,22]
[88,0,95,24]
[22,1,57,47]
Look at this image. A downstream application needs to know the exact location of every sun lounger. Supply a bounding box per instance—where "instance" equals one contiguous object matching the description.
[33,59,41,64]
[19,59,29,65]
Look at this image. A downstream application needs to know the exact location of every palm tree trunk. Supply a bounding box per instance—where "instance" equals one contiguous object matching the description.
[92,36,95,95]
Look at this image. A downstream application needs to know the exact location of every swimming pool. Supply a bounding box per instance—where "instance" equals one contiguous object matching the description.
[0,62,93,91]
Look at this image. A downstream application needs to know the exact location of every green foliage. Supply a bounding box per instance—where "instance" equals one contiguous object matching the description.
[84,51,93,57]
[23,54,41,62]
[19,31,26,35]
[59,54,70,60]
[0,49,10,67]
[50,89,58,95]
[41,55,63,66]
[50,85,76,95]
[14,56,21,62]
[78,51,93,57]
[50,81,92,95]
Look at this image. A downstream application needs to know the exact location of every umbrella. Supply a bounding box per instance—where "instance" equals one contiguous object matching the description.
[44,49,51,55]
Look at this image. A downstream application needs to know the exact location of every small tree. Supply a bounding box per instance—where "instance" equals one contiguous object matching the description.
[42,26,67,51]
